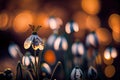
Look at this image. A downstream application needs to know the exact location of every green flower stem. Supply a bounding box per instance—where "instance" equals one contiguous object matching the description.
[38,50,42,80]
[29,57,36,76]
[16,61,23,80]
[50,61,61,80]
[63,52,70,80]
[15,48,23,63]
[38,51,42,80]
[34,50,39,80]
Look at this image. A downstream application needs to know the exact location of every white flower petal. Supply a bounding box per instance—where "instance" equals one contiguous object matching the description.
[39,43,44,50]
[62,38,68,51]
[72,43,77,55]
[47,34,57,46]
[111,48,117,58]
[65,23,71,34]
[24,36,32,49]
[42,63,51,74]
[73,22,79,32]
[78,43,84,55]
[71,67,83,80]
[54,37,61,50]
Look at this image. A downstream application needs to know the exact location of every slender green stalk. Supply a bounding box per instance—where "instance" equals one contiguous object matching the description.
[38,50,42,80]
[29,57,36,76]
[16,48,23,63]
[16,61,23,80]
[34,50,38,80]
[50,61,61,80]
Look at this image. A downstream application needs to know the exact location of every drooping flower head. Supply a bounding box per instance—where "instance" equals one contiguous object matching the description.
[71,42,85,57]
[24,24,44,50]
[54,36,68,51]
[71,66,83,80]
[65,20,79,34]
[88,66,97,79]
[22,52,35,66]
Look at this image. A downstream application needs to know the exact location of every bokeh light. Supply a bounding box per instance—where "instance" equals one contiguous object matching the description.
[86,15,100,31]
[73,29,86,40]
[103,55,113,65]
[104,48,111,60]
[73,11,88,30]
[0,12,9,30]
[18,0,39,10]
[13,10,34,33]
[95,54,102,65]
[37,24,53,38]
[44,50,56,65]
[108,13,120,33]
[96,28,112,46]
[112,31,120,43]
[111,47,117,58]
[104,65,115,78]
[81,0,101,15]
[87,47,97,61]
[33,16,57,38]
[34,12,49,28]
[103,48,114,65]
[104,47,118,59]
[44,4,67,21]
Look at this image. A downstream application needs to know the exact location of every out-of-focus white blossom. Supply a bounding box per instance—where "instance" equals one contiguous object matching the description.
[65,21,79,34]
[71,66,83,80]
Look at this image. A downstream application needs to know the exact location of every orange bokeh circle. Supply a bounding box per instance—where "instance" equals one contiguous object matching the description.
[44,50,56,65]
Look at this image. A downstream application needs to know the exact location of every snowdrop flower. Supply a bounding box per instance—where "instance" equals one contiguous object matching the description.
[54,36,68,51]
[41,63,51,74]
[48,16,63,30]
[8,43,22,58]
[71,66,83,80]
[22,52,35,66]
[65,20,79,34]
[71,42,85,56]
[88,66,97,79]
[86,32,98,48]
[47,33,58,47]
[104,47,117,60]
[24,25,44,50]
